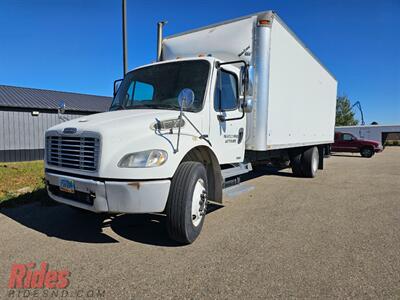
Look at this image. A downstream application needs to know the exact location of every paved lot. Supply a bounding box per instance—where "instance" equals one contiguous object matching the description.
[1,148,399,299]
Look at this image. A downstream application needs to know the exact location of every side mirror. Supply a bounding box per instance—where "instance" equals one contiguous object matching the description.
[247,65,254,96]
[57,100,69,122]
[114,79,123,97]
[242,98,253,113]
[239,65,254,97]
[239,65,248,96]
[58,100,66,114]
[239,65,254,113]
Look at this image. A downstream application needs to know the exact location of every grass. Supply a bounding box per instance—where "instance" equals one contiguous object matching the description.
[0,160,51,207]
[385,141,400,146]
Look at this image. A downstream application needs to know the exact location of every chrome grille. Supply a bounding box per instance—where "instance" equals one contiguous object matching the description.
[46,135,100,171]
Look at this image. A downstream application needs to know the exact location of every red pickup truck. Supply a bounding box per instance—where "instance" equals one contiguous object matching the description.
[332,132,383,158]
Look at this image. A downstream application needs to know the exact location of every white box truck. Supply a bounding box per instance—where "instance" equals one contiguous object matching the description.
[45,11,337,243]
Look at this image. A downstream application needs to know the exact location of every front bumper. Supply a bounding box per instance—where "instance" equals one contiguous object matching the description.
[45,172,171,213]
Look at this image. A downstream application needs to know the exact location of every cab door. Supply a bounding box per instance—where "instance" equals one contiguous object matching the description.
[340,133,358,152]
[208,67,246,164]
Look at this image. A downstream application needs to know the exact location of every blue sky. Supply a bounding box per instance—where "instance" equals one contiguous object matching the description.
[0,0,399,124]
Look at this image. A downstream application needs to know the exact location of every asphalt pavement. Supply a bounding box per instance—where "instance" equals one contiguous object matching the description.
[1,147,399,299]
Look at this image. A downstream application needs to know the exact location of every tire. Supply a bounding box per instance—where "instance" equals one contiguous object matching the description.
[290,151,304,177]
[166,162,208,244]
[324,145,331,158]
[360,147,374,158]
[301,146,319,178]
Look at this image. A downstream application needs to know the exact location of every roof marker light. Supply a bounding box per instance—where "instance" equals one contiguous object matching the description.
[257,19,271,27]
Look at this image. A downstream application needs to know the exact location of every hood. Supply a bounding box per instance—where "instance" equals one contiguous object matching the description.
[45,108,208,179]
[358,138,380,146]
[49,109,181,136]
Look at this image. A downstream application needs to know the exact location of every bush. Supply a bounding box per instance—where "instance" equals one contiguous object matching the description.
[385,140,400,146]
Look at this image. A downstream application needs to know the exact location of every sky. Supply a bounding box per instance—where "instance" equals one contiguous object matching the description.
[0,0,399,124]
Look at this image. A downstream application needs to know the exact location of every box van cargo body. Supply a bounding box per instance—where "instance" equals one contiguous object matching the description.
[163,12,337,151]
[45,11,337,244]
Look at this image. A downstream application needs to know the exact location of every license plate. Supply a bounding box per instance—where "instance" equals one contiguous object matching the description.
[59,178,75,194]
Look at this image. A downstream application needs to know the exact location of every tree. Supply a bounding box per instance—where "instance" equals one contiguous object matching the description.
[335,96,359,126]
[371,121,378,125]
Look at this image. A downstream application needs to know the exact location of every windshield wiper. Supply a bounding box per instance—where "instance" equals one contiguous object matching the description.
[110,104,125,111]
[129,104,180,110]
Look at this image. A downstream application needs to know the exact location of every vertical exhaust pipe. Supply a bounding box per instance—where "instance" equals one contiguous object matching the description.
[122,0,128,76]
[157,21,167,61]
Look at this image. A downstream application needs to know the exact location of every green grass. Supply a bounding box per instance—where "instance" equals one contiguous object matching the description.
[0,160,50,207]
[385,141,400,146]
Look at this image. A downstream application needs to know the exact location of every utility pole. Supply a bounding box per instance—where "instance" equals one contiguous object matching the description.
[122,0,128,76]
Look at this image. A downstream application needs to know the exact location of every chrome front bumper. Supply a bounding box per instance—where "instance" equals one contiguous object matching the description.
[45,172,171,213]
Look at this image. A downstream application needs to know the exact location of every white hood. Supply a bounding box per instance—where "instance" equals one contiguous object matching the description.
[50,109,181,136]
[46,109,208,179]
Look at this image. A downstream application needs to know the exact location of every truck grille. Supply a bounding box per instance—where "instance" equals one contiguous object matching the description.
[46,135,100,171]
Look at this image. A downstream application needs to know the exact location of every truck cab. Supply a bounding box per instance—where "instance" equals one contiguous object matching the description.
[45,56,250,243]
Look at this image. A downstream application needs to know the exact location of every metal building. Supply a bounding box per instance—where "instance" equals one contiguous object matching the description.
[335,124,400,145]
[0,85,111,162]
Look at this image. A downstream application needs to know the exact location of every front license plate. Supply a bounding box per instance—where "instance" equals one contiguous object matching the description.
[59,178,75,194]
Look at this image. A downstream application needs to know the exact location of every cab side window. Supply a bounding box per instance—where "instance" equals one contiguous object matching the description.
[342,133,353,141]
[214,70,238,111]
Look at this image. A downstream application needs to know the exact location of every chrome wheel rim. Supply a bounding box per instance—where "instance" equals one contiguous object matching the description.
[312,149,319,174]
[191,179,206,227]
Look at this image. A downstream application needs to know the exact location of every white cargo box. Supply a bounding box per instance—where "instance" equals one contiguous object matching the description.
[163,11,337,151]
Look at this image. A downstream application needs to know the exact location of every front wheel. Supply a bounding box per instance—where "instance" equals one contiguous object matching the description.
[166,162,208,244]
[360,147,374,158]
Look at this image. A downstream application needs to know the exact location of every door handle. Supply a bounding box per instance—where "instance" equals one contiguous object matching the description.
[238,128,244,144]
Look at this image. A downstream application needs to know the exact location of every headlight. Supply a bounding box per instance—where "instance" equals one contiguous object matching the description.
[118,150,168,168]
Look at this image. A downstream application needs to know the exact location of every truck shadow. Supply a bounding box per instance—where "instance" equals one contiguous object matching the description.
[111,203,222,247]
[242,165,296,181]
[0,191,223,247]
[331,154,363,158]
[1,199,119,244]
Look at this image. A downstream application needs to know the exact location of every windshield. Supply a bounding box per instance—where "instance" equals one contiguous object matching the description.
[110,60,210,112]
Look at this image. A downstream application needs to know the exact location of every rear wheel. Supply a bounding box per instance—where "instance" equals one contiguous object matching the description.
[290,151,304,177]
[360,147,374,158]
[301,146,319,178]
[166,162,208,244]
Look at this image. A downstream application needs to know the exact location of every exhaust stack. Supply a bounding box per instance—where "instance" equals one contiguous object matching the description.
[157,21,167,61]
[122,0,128,76]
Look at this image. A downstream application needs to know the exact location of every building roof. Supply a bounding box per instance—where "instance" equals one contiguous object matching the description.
[336,125,400,129]
[0,85,111,113]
